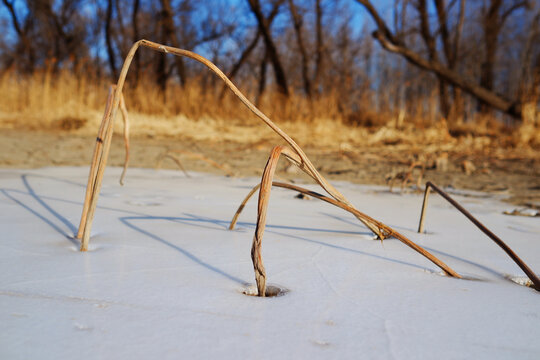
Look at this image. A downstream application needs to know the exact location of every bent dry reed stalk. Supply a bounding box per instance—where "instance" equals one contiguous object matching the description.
[418,181,540,291]
[77,39,462,296]
[234,146,460,296]
[156,149,234,177]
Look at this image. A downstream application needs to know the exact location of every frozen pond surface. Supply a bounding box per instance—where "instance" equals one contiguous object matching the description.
[1,167,539,359]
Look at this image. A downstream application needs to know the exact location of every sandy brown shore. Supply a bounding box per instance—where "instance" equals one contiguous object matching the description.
[1,128,539,209]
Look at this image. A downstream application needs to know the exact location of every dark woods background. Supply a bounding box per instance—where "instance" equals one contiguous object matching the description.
[0,0,538,135]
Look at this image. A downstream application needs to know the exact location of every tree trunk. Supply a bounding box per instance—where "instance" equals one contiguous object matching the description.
[288,0,312,98]
[313,0,323,90]
[1,0,36,72]
[247,0,289,97]
[160,0,187,86]
[417,0,450,119]
[438,80,451,119]
[105,0,118,79]
[479,1,502,114]
[517,53,540,144]
[256,50,269,107]
[132,0,140,86]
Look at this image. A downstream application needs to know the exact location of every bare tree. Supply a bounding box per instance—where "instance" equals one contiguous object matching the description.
[247,0,289,97]
[1,0,36,72]
[105,0,117,78]
[478,0,529,113]
[132,0,141,85]
[313,0,324,89]
[160,0,187,86]
[354,0,534,121]
[287,0,312,98]
[415,0,451,117]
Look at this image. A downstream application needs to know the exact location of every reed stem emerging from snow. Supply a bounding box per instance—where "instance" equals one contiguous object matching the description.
[418,181,540,291]
[78,39,384,251]
[239,146,461,295]
[77,40,461,295]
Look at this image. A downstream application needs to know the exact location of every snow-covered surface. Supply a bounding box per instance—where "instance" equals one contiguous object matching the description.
[1,167,539,359]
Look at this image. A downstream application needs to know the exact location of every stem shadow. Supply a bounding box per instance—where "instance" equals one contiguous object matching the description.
[120,216,246,285]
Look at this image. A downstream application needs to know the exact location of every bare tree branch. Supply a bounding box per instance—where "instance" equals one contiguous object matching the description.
[501,1,529,24]
[357,0,522,119]
[372,30,519,117]
[355,0,399,44]
[2,0,23,36]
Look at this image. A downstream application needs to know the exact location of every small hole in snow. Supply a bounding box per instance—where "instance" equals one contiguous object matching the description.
[505,274,534,288]
[425,269,485,281]
[242,284,289,297]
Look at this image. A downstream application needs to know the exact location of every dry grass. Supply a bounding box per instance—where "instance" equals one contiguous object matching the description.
[0,66,344,128]
[2,64,536,149]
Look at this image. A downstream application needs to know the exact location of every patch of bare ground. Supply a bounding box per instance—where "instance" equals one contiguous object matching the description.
[1,123,538,209]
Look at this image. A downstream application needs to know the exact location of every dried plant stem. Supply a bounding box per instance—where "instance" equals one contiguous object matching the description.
[79,39,387,251]
[119,93,130,185]
[418,186,431,233]
[76,85,116,240]
[79,87,118,251]
[136,40,382,236]
[168,149,234,177]
[276,146,384,238]
[272,183,459,279]
[252,146,284,296]
[232,179,460,295]
[156,153,191,178]
[229,183,261,230]
[249,146,460,296]
[418,181,540,291]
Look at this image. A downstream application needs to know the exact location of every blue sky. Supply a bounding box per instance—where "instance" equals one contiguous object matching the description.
[0,0,400,68]
[0,0,397,44]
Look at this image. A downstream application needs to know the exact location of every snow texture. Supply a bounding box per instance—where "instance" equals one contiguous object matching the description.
[1,167,539,359]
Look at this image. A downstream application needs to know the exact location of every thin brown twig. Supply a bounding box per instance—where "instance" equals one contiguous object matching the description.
[168,149,235,177]
[418,181,540,291]
[156,153,191,178]
[229,183,261,230]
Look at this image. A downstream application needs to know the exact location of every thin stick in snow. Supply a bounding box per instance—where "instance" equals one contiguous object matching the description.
[418,181,540,291]
[76,85,116,240]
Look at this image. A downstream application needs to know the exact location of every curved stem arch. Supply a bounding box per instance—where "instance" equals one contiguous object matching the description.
[110,39,382,237]
[248,146,460,296]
